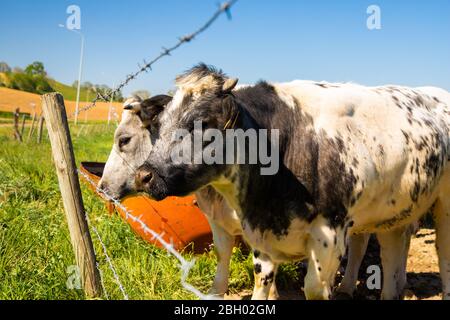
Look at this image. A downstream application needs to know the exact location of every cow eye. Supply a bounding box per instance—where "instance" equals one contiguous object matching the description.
[119,136,132,149]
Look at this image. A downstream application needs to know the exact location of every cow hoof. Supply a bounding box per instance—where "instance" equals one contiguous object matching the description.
[334,292,353,300]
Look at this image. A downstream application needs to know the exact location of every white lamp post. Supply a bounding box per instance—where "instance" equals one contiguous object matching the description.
[59,25,84,125]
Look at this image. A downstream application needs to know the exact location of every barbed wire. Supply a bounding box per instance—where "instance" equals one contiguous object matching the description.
[74,0,239,117]
[84,201,129,300]
[96,262,110,300]
[88,217,129,300]
[78,169,220,300]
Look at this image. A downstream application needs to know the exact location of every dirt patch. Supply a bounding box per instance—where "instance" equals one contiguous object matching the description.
[0,87,122,121]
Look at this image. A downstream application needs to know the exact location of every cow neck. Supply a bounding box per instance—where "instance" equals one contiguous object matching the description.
[216,100,317,236]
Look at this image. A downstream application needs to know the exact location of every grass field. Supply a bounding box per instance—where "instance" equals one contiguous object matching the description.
[0,123,302,300]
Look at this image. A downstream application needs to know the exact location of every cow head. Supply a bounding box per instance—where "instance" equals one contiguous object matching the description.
[135,64,241,200]
[98,94,173,199]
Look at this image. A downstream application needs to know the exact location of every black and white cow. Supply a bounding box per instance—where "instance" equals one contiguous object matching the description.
[99,94,384,300]
[135,64,450,300]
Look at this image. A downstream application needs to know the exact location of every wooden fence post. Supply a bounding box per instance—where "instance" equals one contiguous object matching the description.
[37,115,45,144]
[41,93,101,298]
[20,114,27,137]
[13,108,22,142]
[27,111,37,142]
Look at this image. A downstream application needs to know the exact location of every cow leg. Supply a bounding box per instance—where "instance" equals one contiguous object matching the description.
[434,196,450,300]
[335,233,370,298]
[208,219,235,297]
[398,224,415,295]
[252,252,278,300]
[268,277,279,300]
[376,226,411,300]
[304,219,345,300]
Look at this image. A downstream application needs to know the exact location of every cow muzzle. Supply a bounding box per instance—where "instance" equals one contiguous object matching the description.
[135,164,168,201]
[135,167,154,191]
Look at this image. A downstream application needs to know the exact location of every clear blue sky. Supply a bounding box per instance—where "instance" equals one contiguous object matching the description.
[1,0,449,97]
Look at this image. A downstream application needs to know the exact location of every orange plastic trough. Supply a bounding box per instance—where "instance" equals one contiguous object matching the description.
[79,162,213,254]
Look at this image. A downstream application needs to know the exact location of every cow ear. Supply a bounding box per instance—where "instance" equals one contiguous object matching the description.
[222,78,239,94]
[123,96,143,113]
[123,102,142,113]
[139,95,173,127]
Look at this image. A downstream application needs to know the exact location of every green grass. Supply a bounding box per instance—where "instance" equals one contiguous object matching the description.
[0,111,31,119]
[0,124,300,300]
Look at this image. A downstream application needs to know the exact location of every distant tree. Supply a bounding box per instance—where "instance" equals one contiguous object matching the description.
[8,71,53,94]
[0,62,11,73]
[81,81,94,89]
[25,61,47,76]
[13,67,24,74]
[132,90,151,100]
[9,73,36,92]
[33,76,53,93]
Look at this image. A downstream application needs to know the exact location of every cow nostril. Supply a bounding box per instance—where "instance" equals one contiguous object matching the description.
[99,182,108,192]
[142,173,153,185]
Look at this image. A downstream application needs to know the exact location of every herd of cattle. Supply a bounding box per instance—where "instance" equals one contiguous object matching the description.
[99,63,450,300]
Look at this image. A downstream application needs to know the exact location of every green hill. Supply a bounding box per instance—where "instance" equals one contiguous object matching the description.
[47,79,95,102]
[0,73,123,103]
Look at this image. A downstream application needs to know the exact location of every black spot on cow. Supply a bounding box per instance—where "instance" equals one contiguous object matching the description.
[376,205,413,228]
[401,130,410,144]
[262,271,275,286]
[356,191,363,201]
[334,235,337,246]
[316,83,336,89]
[253,250,260,259]
[318,267,322,272]
[323,241,328,248]
[254,263,262,274]
[391,199,396,206]
[410,181,420,203]
[378,144,385,156]
[423,119,434,128]
[406,106,413,114]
